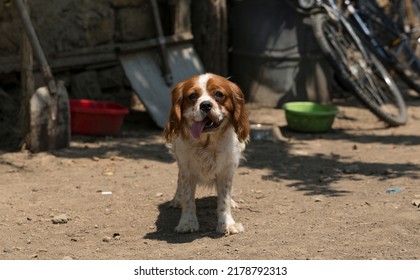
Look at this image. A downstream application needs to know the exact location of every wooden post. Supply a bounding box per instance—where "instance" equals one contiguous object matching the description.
[173,0,191,34]
[191,0,228,76]
[19,0,34,150]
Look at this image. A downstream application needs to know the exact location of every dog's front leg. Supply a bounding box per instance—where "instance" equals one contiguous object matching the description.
[216,176,244,235]
[174,172,199,233]
[169,170,182,208]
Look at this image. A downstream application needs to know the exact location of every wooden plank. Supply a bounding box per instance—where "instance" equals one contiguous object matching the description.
[1,32,194,73]
[173,0,191,34]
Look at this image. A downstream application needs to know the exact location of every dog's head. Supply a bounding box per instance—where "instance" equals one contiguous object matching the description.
[164,73,249,143]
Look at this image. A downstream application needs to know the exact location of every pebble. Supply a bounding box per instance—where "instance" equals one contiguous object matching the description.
[63,256,73,260]
[3,247,12,253]
[51,214,68,224]
[412,199,420,207]
[343,164,360,174]
[102,236,112,242]
[102,167,114,176]
[319,176,332,183]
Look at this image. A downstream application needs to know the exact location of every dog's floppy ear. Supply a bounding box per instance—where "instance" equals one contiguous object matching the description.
[229,81,249,143]
[164,81,184,142]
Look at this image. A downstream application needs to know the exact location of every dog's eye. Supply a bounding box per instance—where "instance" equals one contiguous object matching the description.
[215,91,224,99]
[188,93,198,101]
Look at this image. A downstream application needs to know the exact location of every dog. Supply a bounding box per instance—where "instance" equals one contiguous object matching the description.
[164,73,249,235]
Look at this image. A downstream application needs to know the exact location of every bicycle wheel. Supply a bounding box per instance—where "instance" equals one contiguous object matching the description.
[356,0,420,94]
[312,12,407,126]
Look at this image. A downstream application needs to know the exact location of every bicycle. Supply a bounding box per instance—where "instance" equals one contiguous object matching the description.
[348,0,420,94]
[395,0,420,56]
[286,0,407,126]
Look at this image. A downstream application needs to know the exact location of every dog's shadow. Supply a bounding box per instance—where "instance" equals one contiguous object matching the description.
[144,196,225,243]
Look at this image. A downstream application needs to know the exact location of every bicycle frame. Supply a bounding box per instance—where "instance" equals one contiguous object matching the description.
[340,1,391,60]
[345,0,420,71]
[322,1,372,59]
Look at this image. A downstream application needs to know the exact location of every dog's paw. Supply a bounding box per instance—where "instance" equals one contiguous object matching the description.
[175,216,199,233]
[217,222,244,235]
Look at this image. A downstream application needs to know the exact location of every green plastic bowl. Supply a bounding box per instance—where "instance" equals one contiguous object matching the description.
[283,102,338,133]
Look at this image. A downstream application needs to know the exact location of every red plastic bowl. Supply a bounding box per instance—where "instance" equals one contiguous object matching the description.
[70,99,129,136]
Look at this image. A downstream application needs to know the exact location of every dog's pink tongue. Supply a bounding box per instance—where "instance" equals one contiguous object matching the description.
[191,121,206,139]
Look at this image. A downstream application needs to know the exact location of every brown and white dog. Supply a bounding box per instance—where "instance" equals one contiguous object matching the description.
[164,73,249,235]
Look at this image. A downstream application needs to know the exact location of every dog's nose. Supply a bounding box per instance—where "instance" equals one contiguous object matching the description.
[200,101,213,113]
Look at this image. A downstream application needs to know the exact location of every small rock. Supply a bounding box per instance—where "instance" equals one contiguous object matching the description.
[314,197,323,203]
[412,199,420,207]
[3,247,12,253]
[102,236,112,242]
[51,214,68,224]
[30,254,38,259]
[383,169,395,175]
[319,176,332,183]
[113,233,121,240]
[110,156,124,161]
[63,256,73,260]
[92,156,100,161]
[343,164,360,174]
[155,192,163,197]
[102,167,114,176]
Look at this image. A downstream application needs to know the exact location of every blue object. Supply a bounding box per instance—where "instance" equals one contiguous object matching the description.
[386,188,402,193]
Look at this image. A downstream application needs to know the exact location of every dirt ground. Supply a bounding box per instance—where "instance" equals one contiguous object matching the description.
[1,98,420,260]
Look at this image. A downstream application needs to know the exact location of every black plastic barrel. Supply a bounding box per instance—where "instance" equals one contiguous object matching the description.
[228,0,332,107]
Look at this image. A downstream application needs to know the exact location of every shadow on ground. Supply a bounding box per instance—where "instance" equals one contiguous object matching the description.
[51,124,175,163]
[243,126,420,197]
[144,197,225,244]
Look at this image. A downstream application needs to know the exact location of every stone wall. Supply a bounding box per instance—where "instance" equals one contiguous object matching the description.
[0,0,156,56]
[0,0,167,107]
